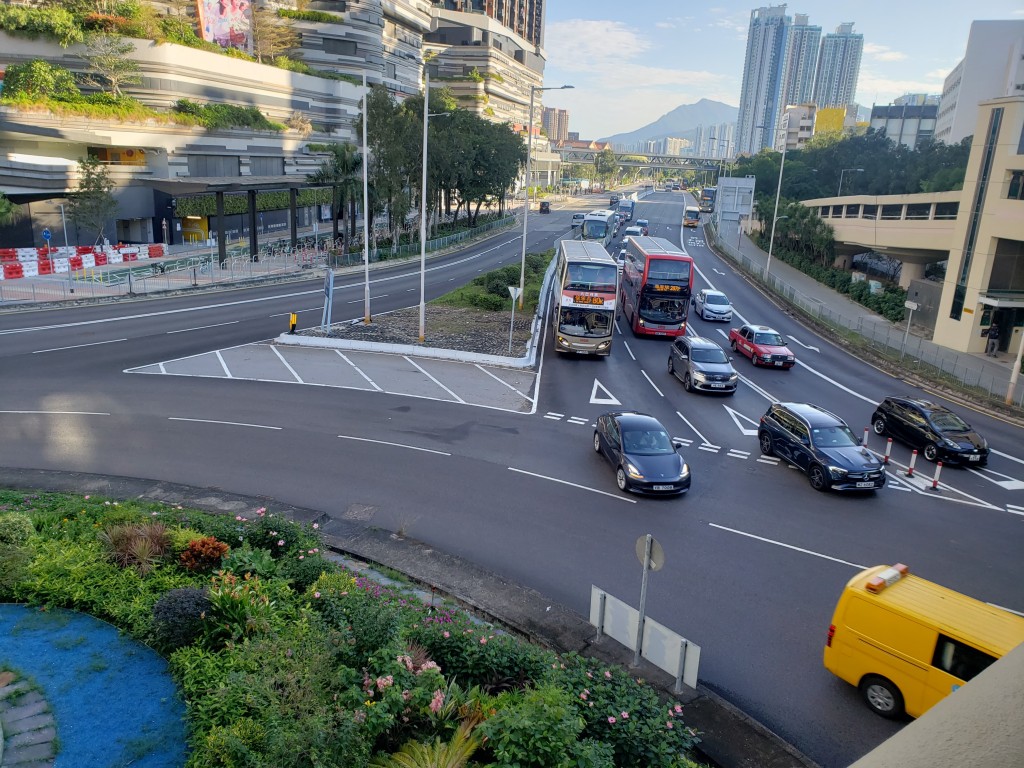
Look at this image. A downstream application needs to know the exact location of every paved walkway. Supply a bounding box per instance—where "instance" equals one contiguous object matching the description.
[706,220,1024,408]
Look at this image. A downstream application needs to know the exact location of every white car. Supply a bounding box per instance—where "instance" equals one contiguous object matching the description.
[622,225,644,240]
[616,248,627,274]
[693,289,734,322]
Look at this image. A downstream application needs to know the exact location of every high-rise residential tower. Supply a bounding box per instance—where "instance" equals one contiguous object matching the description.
[735,5,790,156]
[776,13,821,131]
[542,107,569,142]
[813,22,863,109]
[935,20,1024,145]
[430,1,544,47]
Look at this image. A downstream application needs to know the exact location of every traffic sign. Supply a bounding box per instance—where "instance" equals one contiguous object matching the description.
[904,300,919,311]
[42,228,51,242]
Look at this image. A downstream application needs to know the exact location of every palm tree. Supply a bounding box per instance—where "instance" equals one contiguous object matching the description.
[0,193,22,226]
[369,721,483,768]
[307,142,361,251]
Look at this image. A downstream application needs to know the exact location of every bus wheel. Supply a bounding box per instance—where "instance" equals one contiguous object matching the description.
[859,676,905,719]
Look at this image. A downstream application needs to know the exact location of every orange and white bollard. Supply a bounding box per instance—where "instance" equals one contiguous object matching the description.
[906,450,918,477]
[883,438,893,464]
[862,427,869,447]
[930,461,943,491]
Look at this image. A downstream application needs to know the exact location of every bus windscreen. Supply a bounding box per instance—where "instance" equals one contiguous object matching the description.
[647,258,691,284]
[565,263,618,293]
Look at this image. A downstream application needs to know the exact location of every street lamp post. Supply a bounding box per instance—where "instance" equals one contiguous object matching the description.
[758,125,788,279]
[518,83,573,309]
[418,70,451,342]
[838,167,864,196]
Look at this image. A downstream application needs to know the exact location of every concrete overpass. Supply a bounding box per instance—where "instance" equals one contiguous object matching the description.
[802,191,961,287]
[555,147,722,172]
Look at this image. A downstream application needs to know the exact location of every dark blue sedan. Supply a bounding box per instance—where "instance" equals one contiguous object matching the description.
[594,411,691,495]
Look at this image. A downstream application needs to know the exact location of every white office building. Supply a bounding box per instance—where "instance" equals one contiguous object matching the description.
[934,20,1024,145]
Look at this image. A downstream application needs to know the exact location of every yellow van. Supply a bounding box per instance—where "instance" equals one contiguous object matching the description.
[823,563,1024,719]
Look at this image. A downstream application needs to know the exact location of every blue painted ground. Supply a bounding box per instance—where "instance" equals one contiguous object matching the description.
[0,603,187,768]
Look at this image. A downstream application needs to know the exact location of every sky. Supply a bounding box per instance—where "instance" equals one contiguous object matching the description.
[540,0,1024,139]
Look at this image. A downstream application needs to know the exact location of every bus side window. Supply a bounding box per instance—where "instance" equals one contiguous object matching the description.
[931,634,997,682]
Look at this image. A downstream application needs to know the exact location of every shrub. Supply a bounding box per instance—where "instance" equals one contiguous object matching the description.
[1,59,80,102]
[179,536,230,573]
[167,526,207,557]
[200,571,289,648]
[277,550,331,591]
[314,586,401,666]
[0,546,31,598]
[278,9,344,23]
[152,587,210,651]
[477,685,584,768]
[0,4,85,48]
[222,546,277,578]
[0,513,35,546]
[97,521,171,574]
[172,99,282,132]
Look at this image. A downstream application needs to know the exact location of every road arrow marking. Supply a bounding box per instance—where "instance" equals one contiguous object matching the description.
[787,335,820,352]
[967,467,1024,490]
[713,268,726,275]
[590,379,621,405]
[723,405,760,436]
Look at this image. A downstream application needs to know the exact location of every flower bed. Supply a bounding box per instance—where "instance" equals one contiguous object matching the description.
[0,491,706,767]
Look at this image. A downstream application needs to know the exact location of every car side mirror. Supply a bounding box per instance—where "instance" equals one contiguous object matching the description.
[671,438,685,450]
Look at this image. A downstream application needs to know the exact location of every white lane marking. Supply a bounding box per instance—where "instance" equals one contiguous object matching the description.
[673,437,693,446]
[474,364,532,401]
[676,410,711,445]
[786,335,820,352]
[698,445,721,453]
[338,434,451,456]
[166,321,240,334]
[622,340,636,361]
[879,467,1001,509]
[214,350,233,378]
[990,448,1024,466]
[728,449,750,457]
[33,338,127,354]
[794,359,876,404]
[567,417,589,425]
[737,373,777,403]
[614,319,624,335]
[590,379,621,405]
[546,411,564,418]
[158,362,166,373]
[347,294,389,304]
[169,417,282,430]
[0,410,109,416]
[966,466,1024,491]
[270,345,304,383]
[757,455,780,465]
[336,350,383,391]
[723,404,760,436]
[709,523,867,569]
[508,467,636,503]
[404,356,466,403]
[1005,505,1024,517]
[641,369,664,397]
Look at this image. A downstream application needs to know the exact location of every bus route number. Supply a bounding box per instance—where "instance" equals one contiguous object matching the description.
[651,284,682,292]
[573,295,605,305]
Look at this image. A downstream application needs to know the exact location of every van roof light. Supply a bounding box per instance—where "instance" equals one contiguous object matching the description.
[865,563,909,594]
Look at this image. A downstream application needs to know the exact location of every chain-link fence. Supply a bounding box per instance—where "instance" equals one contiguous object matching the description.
[707,222,1024,408]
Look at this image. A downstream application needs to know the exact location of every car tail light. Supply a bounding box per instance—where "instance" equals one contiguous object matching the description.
[826,624,836,648]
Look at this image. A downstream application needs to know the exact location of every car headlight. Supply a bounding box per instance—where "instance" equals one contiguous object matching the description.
[943,438,960,449]
[625,462,644,479]
[680,463,690,479]
[597,341,610,350]
[786,355,795,361]
[557,336,571,347]
[692,372,707,381]
[827,466,848,479]
[727,374,738,382]
[761,353,772,360]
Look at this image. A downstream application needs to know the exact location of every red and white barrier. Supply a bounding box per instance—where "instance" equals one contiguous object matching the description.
[0,244,157,280]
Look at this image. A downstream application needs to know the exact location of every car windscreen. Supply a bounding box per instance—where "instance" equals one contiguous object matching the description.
[810,426,860,448]
[705,294,729,305]
[622,429,675,455]
[929,411,971,432]
[754,332,784,346]
[691,348,728,364]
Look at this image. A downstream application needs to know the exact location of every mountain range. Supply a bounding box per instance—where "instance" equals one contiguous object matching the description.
[598,99,738,147]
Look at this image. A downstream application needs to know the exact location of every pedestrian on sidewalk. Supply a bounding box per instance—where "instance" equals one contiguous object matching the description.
[985,322,1000,357]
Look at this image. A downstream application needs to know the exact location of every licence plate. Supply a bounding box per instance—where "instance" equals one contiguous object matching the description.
[969,455,981,462]
[774,361,784,366]
[711,383,725,388]
[856,481,876,488]
[652,484,674,491]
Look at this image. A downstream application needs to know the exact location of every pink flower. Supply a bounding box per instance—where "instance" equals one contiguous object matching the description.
[277,539,285,546]
[674,704,682,713]
[480,637,487,644]
[375,675,394,691]
[235,515,244,521]
[604,670,612,679]
[443,631,450,638]
[429,689,445,713]
[580,692,588,700]
[621,711,629,719]
[313,523,319,529]
[586,671,593,679]
[299,555,304,560]
[84,495,90,500]
[607,716,616,724]
[666,721,674,729]
[402,690,412,701]
[313,591,321,598]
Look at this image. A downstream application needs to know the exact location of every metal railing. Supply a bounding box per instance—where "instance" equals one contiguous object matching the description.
[706,221,1024,408]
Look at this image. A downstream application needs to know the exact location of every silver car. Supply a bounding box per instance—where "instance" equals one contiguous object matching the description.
[667,336,738,395]
[692,288,734,322]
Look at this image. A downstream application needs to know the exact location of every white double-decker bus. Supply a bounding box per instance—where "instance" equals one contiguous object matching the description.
[580,209,618,249]
[552,240,619,356]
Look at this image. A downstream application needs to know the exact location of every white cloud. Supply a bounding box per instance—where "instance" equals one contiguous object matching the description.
[863,42,908,62]
[545,20,651,73]
[655,21,675,30]
[857,69,946,105]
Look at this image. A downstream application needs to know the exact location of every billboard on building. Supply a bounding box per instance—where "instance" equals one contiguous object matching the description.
[196,0,253,53]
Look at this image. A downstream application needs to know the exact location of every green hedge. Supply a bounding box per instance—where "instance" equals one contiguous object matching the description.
[172,99,284,132]
[433,252,551,314]
[278,9,344,24]
[0,4,84,48]
[174,189,333,218]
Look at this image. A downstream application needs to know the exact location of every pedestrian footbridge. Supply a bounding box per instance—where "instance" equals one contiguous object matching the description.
[802,192,960,287]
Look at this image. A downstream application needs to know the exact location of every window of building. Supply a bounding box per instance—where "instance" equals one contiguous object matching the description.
[831,205,843,217]
[934,202,959,219]
[844,204,861,218]
[384,62,396,79]
[880,204,903,220]
[250,156,284,176]
[325,39,357,57]
[1009,170,1024,200]
[862,204,878,219]
[931,634,997,682]
[906,203,931,220]
[187,155,240,177]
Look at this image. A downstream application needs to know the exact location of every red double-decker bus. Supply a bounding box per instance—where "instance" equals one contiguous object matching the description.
[619,236,694,337]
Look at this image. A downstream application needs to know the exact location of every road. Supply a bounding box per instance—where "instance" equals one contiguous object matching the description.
[2,191,1022,768]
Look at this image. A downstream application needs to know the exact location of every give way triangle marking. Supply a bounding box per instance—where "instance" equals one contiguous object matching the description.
[723,404,759,436]
[590,379,621,405]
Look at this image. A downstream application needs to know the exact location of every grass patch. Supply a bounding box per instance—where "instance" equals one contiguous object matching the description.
[433,250,552,314]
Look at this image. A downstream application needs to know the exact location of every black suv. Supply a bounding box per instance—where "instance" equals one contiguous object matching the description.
[871,397,988,466]
[758,403,886,492]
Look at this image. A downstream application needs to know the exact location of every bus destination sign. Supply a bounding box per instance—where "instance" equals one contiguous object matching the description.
[573,295,606,305]
[651,284,683,293]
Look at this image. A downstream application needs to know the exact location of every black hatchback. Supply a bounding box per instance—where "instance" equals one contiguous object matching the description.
[539,201,551,213]
[594,411,690,495]
[871,397,988,466]
[758,403,886,492]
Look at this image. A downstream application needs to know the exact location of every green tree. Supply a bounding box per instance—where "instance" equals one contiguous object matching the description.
[0,193,23,226]
[1,59,80,101]
[251,6,299,63]
[68,155,117,244]
[306,142,361,248]
[79,33,142,98]
[594,148,619,184]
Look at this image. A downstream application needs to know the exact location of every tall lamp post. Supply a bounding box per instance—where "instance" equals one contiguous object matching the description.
[838,167,864,196]
[418,69,450,342]
[758,124,788,279]
[518,83,573,309]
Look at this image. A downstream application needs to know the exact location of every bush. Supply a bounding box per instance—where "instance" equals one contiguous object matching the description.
[173,99,282,132]
[314,586,401,666]
[0,4,85,48]
[477,685,584,768]
[152,587,210,651]
[278,9,344,24]
[222,546,278,578]
[278,551,332,591]
[0,513,35,546]
[1,59,80,102]
[179,536,230,573]
[97,521,171,575]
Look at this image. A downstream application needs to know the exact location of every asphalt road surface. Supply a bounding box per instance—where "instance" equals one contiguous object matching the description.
[2,191,1022,768]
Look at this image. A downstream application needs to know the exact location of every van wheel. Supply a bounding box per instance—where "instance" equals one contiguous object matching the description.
[859,675,905,719]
